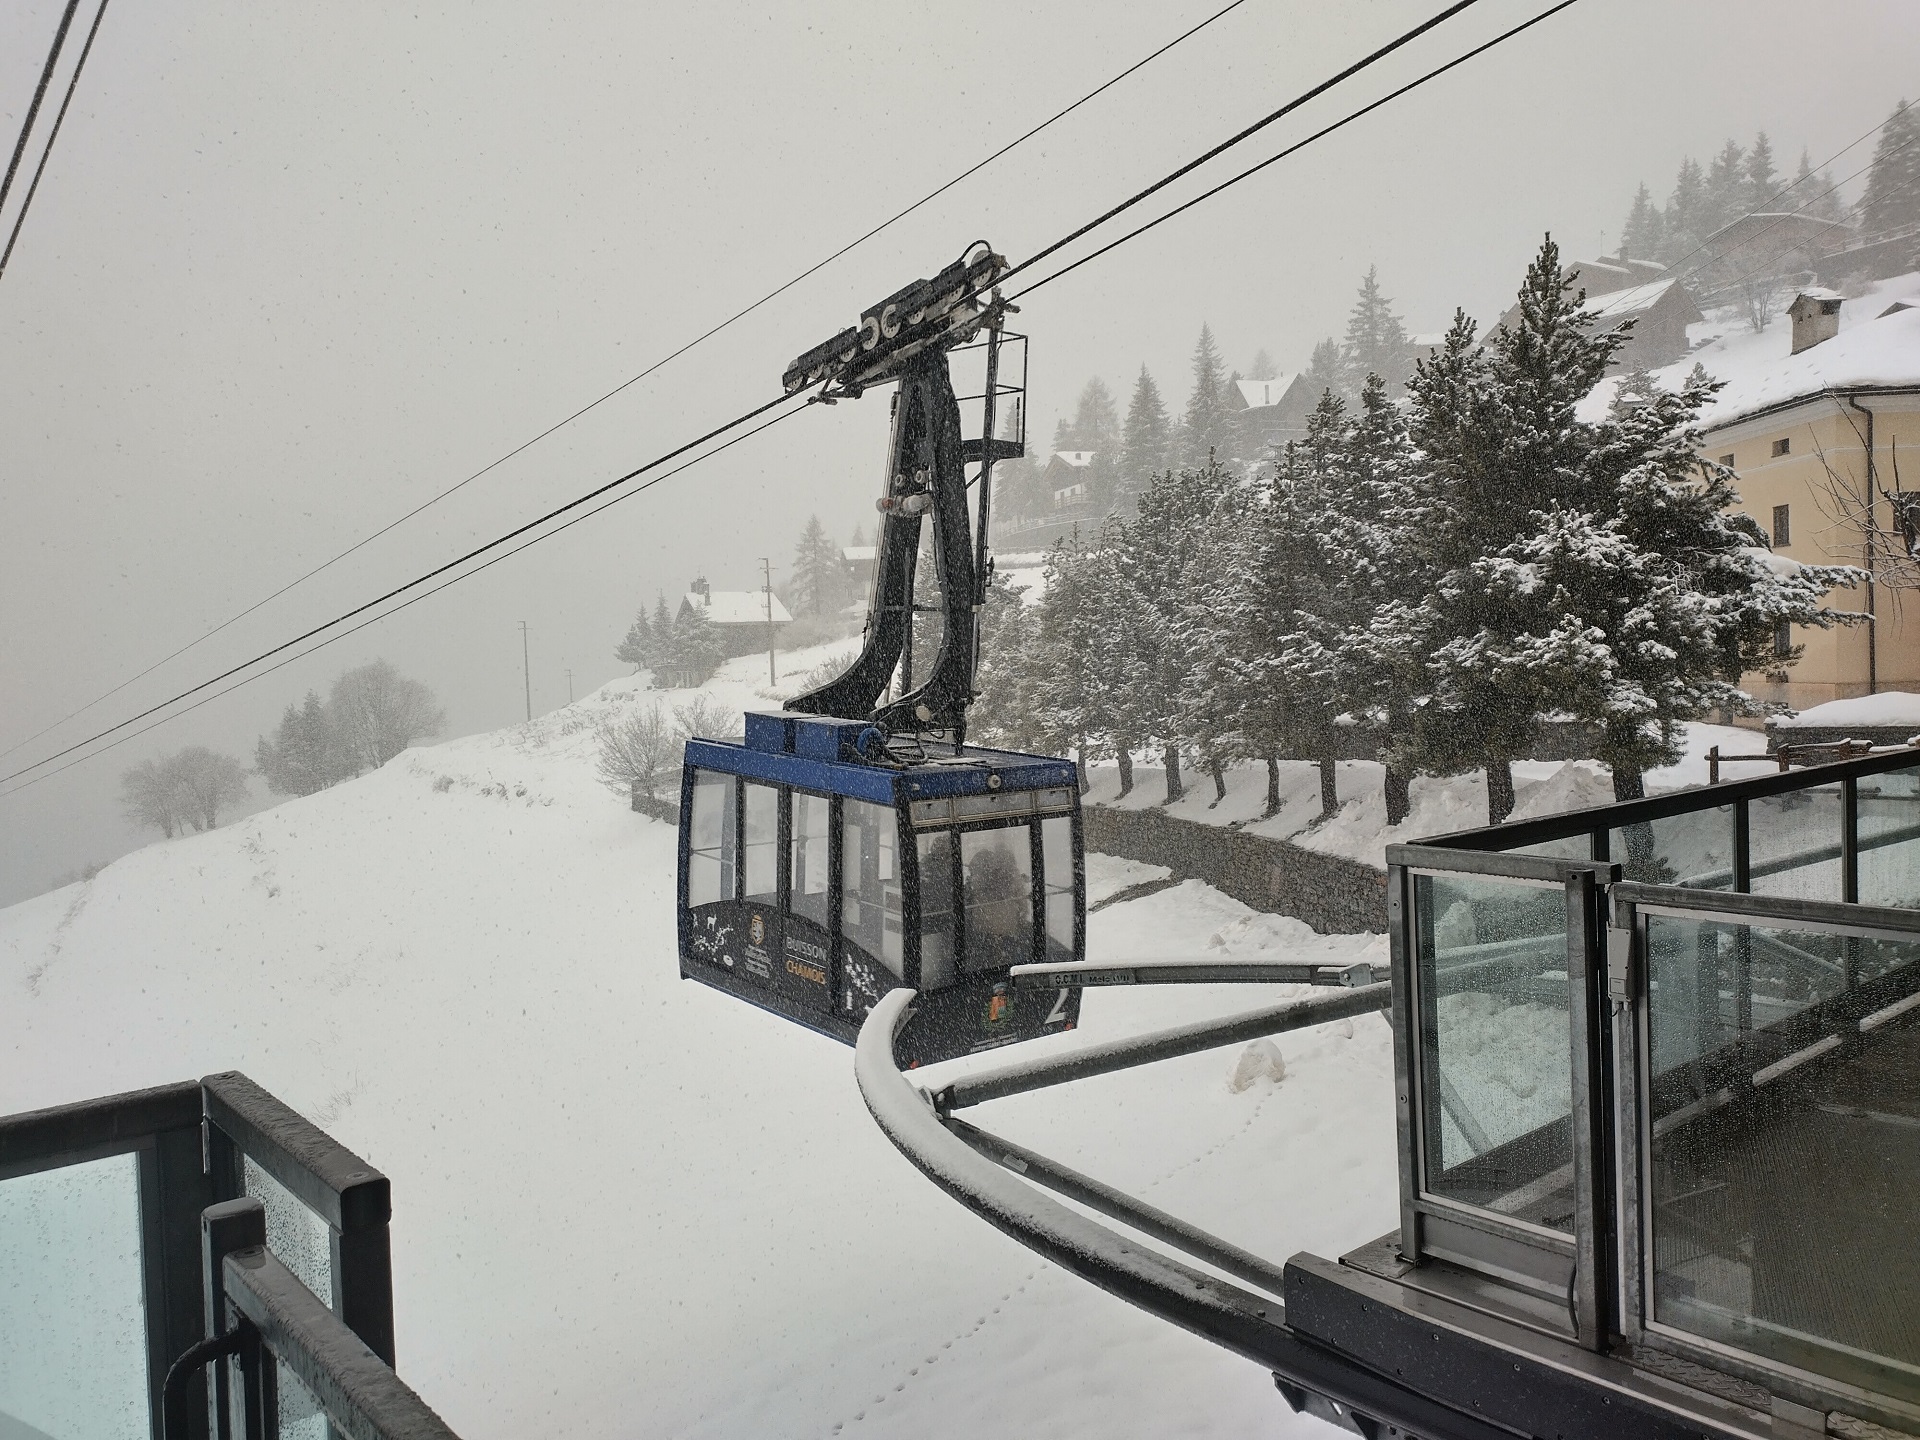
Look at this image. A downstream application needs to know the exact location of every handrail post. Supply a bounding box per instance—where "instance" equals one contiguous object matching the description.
[201,1198,269,1440]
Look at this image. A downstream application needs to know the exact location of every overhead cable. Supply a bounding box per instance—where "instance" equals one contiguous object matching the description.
[0,0,1249,763]
[0,390,806,787]
[1006,0,1583,303]
[0,402,811,801]
[6,0,1570,789]
[0,0,112,283]
[0,0,81,221]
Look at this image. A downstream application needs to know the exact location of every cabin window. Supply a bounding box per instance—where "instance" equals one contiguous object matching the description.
[742,782,780,908]
[917,831,957,990]
[1772,437,1791,457]
[1772,504,1791,546]
[960,825,1035,974]
[842,799,902,976]
[789,792,832,929]
[1042,815,1077,960]
[1774,620,1793,659]
[1719,453,1735,468]
[686,770,736,906]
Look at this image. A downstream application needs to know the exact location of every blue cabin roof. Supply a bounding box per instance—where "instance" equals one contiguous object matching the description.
[683,712,1077,805]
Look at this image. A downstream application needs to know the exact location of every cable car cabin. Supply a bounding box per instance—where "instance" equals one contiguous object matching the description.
[677,711,1085,1066]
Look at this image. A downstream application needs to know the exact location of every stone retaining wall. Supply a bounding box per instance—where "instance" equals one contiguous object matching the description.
[1082,804,1388,936]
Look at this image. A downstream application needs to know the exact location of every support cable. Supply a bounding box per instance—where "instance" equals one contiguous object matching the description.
[1005,0,1582,304]
[5,0,1578,789]
[0,392,804,787]
[0,401,810,800]
[990,0,1489,295]
[0,0,110,283]
[0,0,81,220]
[0,0,1247,763]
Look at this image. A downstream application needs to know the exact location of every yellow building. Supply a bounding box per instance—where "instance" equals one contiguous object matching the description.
[1673,281,1920,712]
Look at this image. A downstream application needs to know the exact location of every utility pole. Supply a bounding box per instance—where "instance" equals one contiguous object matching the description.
[761,556,776,685]
[566,668,574,704]
[519,621,531,722]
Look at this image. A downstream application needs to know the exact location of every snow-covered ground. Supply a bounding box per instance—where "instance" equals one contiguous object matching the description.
[1083,720,1763,869]
[3,643,1398,1440]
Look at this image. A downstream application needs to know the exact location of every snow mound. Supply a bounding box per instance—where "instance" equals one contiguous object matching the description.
[1773,691,1920,729]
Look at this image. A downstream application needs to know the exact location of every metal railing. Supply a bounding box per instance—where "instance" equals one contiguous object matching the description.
[1386,743,1920,1431]
[0,1073,450,1440]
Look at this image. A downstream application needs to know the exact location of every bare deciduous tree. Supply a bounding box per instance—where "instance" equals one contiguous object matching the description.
[121,747,250,837]
[329,660,445,773]
[594,702,677,801]
[1809,433,1919,592]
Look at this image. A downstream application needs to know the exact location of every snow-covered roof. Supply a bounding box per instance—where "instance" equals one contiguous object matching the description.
[1580,277,1683,320]
[685,590,793,626]
[1797,286,1848,304]
[841,545,876,562]
[1576,271,1920,430]
[1232,375,1300,410]
[1773,691,1920,729]
[1408,332,1447,349]
[1049,450,1095,467]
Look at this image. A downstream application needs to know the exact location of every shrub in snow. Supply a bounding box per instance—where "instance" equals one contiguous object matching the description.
[594,703,676,802]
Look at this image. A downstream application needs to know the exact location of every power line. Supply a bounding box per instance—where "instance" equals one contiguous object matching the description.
[3,0,1549,790]
[0,391,806,787]
[0,0,110,284]
[1007,0,1583,304]
[0,0,81,221]
[0,0,1249,764]
[992,0,1490,295]
[0,403,809,801]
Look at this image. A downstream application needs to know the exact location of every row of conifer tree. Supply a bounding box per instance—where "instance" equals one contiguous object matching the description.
[968,238,1854,827]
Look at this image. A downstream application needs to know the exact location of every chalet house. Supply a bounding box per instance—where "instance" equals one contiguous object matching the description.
[1587,277,1920,712]
[1042,451,1099,514]
[1226,373,1315,453]
[1496,257,1702,374]
[681,575,792,659]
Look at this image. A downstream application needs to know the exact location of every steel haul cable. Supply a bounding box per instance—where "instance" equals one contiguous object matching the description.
[1,0,1567,791]
[0,0,1250,764]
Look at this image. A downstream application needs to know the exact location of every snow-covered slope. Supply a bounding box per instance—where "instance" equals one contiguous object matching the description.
[3,645,1394,1440]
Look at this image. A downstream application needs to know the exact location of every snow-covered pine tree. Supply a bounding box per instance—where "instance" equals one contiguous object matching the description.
[1206,395,1356,820]
[968,572,1043,753]
[1386,296,1546,825]
[1323,376,1431,825]
[615,606,653,673]
[1343,266,1410,394]
[1703,138,1748,237]
[254,691,339,796]
[672,599,725,687]
[1744,131,1777,214]
[1068,377,1122,512]
[1526,367,1861,798]
[1858,100,1920,245]
[1117,366,1171,515]
[1247,349,1277,381]
[1663,156,1708,265]
[1113,461,1238,801]
[791,514,842,618]
[1791,149,1846,223]
[1301,337,1346,406]
[1181,324,1232,468]
[1620,183,1664,261]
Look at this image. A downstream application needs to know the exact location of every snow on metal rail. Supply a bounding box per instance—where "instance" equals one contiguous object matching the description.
[1010,956,1376,989]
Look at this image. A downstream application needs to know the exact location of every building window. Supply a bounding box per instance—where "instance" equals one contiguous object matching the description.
[1772,504,1791,547]
[1772,437,1791,457]
[1774,620,1793,659]
[1719,454,1736,468]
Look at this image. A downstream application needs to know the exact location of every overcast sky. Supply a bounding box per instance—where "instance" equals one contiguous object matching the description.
[3,0,1916,903]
